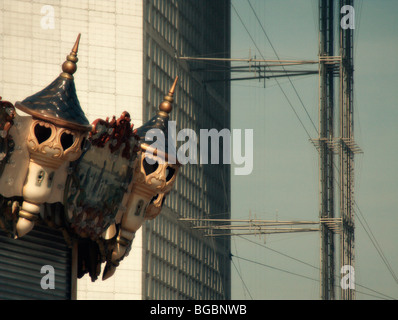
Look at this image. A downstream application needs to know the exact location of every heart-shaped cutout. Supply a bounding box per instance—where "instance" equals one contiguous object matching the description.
[34,124,52,144]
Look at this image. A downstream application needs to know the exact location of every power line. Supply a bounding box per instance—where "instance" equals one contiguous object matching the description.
[238,235,318,270]
[232,238,248,299]
[354,200,398,284]
[237,235,397,300]
[327,159,398,285]
[231,257,254,300]
[231,253,319,283]
[232,253,394,300]
[246,0,319,135]
[231,2,314,141]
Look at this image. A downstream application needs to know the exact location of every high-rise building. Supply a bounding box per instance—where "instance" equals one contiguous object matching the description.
[0,0,231,300]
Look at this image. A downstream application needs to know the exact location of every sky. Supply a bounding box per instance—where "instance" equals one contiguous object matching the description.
[229,0,398,300]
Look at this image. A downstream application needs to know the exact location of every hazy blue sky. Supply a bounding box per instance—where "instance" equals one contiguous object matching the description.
[229,0,398,300]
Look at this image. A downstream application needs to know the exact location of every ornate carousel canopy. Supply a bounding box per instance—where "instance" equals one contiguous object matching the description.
[0,35,181,282]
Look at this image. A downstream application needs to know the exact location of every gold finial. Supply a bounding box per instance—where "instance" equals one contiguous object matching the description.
[60,34,81,80]
[159,76,178,115]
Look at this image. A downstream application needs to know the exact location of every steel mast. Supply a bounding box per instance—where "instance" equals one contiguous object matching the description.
[318,0,337,300]
[318,0,357,300]
[339,0,356,300]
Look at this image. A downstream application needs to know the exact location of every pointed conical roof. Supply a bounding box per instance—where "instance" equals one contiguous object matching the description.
[15,34,91,132]
[135,77,178,161]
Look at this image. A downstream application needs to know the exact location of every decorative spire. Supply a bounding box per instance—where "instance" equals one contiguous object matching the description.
[60,33,81,80]
[134,76,179,158]
[15,34,91,132]
[158,76,178,116]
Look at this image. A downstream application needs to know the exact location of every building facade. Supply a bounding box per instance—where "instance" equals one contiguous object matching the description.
[0,0,231,300]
